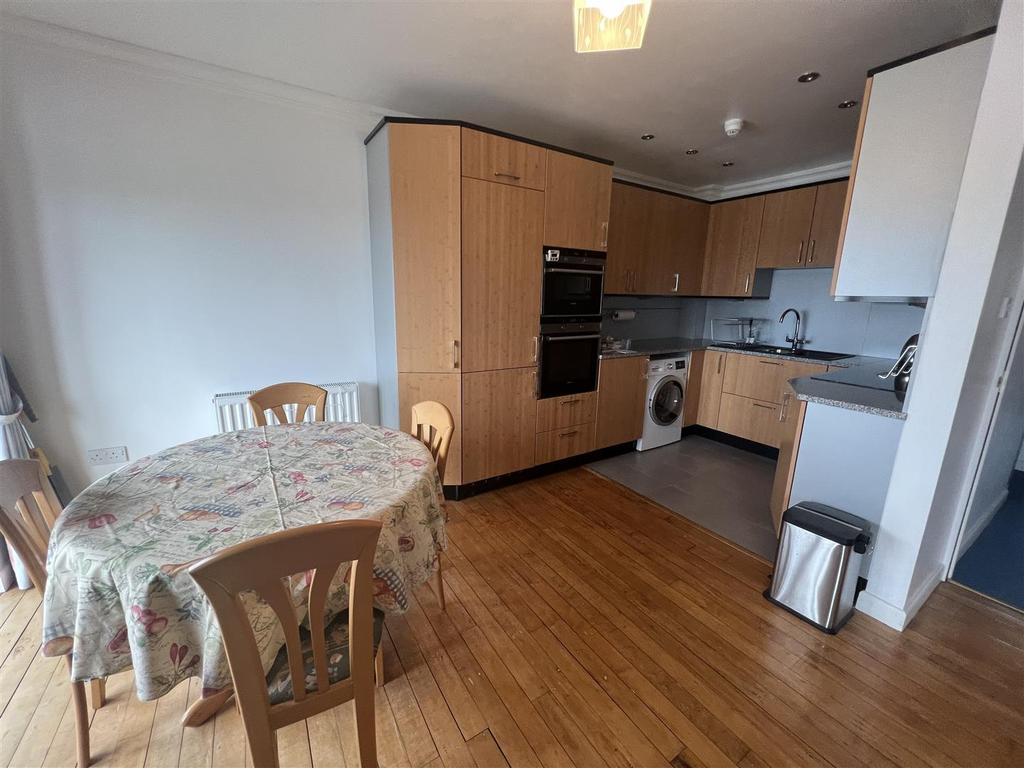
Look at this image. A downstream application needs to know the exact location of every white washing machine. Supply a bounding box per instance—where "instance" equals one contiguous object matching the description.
[637,354,689,451]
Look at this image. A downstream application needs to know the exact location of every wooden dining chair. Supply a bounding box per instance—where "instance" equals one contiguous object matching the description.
[410,400,453,611]
[248,382,328,427]
[189,520,384,768]
[0,458,93,768]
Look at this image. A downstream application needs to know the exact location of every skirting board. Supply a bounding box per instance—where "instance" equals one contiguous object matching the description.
[955,488,1009,563]
[856,563,946,630]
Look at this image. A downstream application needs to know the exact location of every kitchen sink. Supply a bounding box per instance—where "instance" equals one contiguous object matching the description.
[739,344,854,362]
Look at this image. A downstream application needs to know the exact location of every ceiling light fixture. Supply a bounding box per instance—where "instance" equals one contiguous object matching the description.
[838,100,858,109]
[722,161,734,167]
[641,133,655,140]
[797,71,820,83]
[685,148,699,155]
[573,0,652,53]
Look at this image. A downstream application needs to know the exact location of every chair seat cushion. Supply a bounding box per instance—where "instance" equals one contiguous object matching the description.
[266,608,385,705]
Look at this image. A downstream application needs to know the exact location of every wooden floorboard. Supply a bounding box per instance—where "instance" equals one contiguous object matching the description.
[2,467,1023,767]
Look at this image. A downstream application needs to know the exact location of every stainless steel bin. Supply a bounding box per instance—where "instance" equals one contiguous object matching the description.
[764,502,871,633]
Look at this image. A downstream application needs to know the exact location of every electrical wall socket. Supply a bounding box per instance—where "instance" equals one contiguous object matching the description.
[87,446,129,466]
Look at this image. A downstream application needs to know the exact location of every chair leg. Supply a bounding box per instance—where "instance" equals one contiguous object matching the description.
[374,645,384,688]
[433,557,446,612]
[67,657,91,768]
[88,678,106,711]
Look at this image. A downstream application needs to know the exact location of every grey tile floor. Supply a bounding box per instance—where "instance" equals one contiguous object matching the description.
[587,435,779,560]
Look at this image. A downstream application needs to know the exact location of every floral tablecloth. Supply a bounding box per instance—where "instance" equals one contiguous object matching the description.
[41,422,445,701]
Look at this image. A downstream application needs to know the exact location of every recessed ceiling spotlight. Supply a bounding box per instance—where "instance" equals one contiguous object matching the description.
[685,148,699,155]
[797,71,820,83]
[721,161,734,167]
[838,100,858,109]
[641,133,655,141]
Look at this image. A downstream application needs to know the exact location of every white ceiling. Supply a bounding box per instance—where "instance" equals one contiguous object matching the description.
[1,0,1000,189]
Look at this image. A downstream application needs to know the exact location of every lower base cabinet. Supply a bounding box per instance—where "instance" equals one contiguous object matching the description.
[717,393,782,447]
[770,392,807,531]
[696,351,727,428]
[462,367,537,483]
[536,422,597,464]
[595,356,649,449]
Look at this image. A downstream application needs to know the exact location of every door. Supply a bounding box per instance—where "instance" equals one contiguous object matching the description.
[683,350,704,426]
[398,372,462,485]
[389,123,462,372]
[756,187,817,269]
[697,351,727,428]
[661,195,709,295]
[770,391,807,532]
[595,356,648,448]
[717,393,780,446]
[701,196,765,296]
[461,178,543,371]
[544,151,613,251]
[538,333,601,398]
[806,180,848,268]
[462,367,538,482]
[461,128,546,191]
[650,376,685,426]
[606,182,651,293]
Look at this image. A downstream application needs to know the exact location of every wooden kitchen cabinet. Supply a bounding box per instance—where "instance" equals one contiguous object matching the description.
[398,372,463,485]
[537,391,597,432]
[683,350,703,427]
[461,128,546,191]
[717,393,781,447]
[595,356,649,449]
[461,367,538,483]
[770,388,807,532]
[646,193,709,295]
[544,150,613,251]
[536,422,597,465]
[701,196,766,296]
[606,182,651,293]
[461,178,543,372]
[387,123,462,373]
[806,180,847,268]
[756,187,817,268]
[696,350,727,428]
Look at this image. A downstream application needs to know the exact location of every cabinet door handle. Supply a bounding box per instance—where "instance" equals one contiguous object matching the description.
[559,430,579,438]
[493,171,521,181]
[753,403,775,411]
[779,393,790,422]
[532,336,539,363]
[452,339,460,369]
[600,221,608,248]
[716,355,723,375]
[560,398,582,406]
[673,273,680,292]
[797,240,805,264]
[758,359,783,366]
[743,273,750,294]
[808,239,816,264]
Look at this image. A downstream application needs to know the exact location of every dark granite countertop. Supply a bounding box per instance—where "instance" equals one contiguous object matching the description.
[599,336,906,419]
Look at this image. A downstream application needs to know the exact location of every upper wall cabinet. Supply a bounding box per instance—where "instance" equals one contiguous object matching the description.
[833,35,993,298]
[606,182,709,295]
[544,151,613,251]
[461,128,546,191]
[756,181,847,270]
[701,196,767,297]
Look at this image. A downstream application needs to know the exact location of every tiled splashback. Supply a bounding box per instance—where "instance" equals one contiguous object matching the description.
[604,270,924,358]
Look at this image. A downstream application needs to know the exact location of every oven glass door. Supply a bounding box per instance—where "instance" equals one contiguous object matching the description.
[542,268,604,319]
[539,334,600,398]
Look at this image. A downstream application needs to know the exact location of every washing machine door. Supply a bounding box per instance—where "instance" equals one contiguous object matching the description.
[650,376,684,426]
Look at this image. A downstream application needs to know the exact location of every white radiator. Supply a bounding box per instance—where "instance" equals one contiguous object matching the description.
[213,382,360,433]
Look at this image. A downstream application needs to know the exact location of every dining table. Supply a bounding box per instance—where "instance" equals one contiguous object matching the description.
[40,421,446,724]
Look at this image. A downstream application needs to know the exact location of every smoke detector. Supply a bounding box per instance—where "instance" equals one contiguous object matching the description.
[724,118,745,137]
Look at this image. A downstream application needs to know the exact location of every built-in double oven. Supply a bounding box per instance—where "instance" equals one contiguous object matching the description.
[538,247,605,399]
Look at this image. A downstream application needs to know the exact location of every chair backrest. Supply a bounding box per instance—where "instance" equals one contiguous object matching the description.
[410,401,454,484]
[189,520,382,766]
[0,458,59,592]
[248,382,328,427]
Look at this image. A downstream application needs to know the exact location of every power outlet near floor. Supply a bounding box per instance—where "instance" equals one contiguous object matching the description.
[87,446,129,466]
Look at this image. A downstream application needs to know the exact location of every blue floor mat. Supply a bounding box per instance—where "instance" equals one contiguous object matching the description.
[953,472,1024,611]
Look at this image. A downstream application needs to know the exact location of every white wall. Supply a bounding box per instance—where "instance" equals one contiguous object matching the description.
[857,0,1024,630]
[703,269,924,356]
[1,33,381,494]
